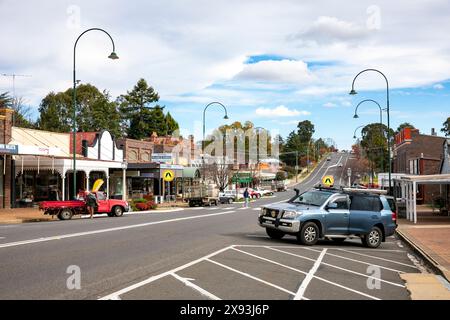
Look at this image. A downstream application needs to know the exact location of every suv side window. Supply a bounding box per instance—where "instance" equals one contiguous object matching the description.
[350,195,383,211]
[332,196,349,209]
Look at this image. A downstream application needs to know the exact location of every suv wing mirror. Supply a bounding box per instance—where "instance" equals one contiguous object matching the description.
[327,202,338,210]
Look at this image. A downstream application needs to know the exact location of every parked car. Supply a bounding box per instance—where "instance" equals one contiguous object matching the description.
[258,187,397,248]
[39,191,130,220]
[219,190,238,204]
[253,188,274,197]
[247,188,262,199]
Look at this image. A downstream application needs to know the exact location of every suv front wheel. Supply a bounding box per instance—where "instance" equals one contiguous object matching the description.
[298,222,319,245]
[266,228,285,240]
[363,226,382,248]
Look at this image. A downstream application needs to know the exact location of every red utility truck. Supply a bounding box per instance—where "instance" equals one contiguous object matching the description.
[39,191,129,220]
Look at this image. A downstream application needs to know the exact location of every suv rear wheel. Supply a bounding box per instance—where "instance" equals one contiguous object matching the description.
[266,228,285,240]
[363,226,382,248]
[298,222,319,245]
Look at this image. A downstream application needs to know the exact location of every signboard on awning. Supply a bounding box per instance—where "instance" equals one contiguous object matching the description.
[17,145,61,156]
[0,144,18,154]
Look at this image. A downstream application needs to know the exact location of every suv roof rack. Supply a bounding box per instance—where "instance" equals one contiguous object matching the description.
[342,187,387,195]
[313,184,341,192]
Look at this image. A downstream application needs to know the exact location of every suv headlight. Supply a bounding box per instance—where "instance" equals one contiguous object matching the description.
[283,210,301,219]
[259,208,267,217]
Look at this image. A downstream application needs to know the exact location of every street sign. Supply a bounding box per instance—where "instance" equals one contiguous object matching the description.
[347,168,352,176]
[162,169,175,182]
[322,175,334,186]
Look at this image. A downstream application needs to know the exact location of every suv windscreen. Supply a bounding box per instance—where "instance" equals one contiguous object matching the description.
[291,190,332,207]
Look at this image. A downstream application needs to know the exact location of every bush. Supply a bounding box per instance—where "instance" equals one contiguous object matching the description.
[133,198,147,204]
[135,202,149,211]
[147,201,157,210]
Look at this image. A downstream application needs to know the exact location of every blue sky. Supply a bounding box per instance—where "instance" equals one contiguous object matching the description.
[1,0,449,150]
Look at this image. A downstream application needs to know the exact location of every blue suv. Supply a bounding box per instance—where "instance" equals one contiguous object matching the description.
[258,187,397,248]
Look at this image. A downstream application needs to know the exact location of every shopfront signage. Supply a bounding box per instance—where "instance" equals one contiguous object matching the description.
[0,144,18,154]
[151,153,173,163]
[17,145,61,156]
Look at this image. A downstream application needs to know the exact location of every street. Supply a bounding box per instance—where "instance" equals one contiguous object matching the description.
[0,153,422,300]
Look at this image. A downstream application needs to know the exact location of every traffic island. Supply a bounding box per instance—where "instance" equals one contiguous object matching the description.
[0,208,54,224]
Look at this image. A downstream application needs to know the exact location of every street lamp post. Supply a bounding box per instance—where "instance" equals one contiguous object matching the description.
[353,99,384,173]
[202,102,229,188]
[350,69,392,194]
[72,28,118,199]
[254,126,267,187]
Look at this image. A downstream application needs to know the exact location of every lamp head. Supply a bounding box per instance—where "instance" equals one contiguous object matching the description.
[349,89,357,95]
[353,135,356,139]
[108,52,119,60]
[223,114,229,120]
[353,114,359,119]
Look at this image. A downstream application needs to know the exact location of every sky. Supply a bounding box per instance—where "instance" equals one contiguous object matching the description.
[1,0,449,150]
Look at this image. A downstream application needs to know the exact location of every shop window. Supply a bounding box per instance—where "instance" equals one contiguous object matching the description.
[129,150,138,161]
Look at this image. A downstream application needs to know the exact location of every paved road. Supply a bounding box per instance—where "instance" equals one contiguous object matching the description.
[0,153,422,300]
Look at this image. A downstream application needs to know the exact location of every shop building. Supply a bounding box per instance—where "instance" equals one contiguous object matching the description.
[393,127,447,203]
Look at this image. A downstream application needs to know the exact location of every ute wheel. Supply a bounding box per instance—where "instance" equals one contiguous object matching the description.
[107,212,115,217]
[58,208,73,220]
[297,222,319,245]
[113,206,124,217]
[266,228,285,240]
[228,198,234,204]
[363,226,382,248]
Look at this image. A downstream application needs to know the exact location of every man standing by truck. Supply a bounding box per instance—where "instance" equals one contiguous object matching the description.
[85,191,99,219]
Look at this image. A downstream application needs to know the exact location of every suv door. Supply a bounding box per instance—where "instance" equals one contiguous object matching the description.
[348,195,383,234]
[324,195,350,235]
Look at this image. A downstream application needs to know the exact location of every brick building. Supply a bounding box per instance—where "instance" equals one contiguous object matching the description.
[393,127,446,202]
[0,108,15,209]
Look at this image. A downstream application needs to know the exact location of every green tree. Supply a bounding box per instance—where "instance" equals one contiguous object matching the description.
[297,120,315,143]
[118,78,162,139]
[441,117,450,136]
[165,112,179,134]
[360,123,394,173]
[0,92,12,108]
[37,84,121,136]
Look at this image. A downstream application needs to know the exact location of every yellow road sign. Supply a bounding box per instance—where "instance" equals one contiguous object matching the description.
[162,169,175,182]
[322,175,334,186]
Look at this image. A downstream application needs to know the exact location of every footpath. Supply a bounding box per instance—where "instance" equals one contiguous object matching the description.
[396,206,450,299]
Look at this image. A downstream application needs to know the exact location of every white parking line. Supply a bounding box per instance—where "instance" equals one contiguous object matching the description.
[268,247,405,288]
[206,258,299,298]
[171,273,221,300]
[0,211,236,250]
[252,208,261,211]
[235,244,406,252]
[233,246,380,300]
[336,248,419,269]
[99,245,234,300]
[304,247,407,273]
[294,249,327,300]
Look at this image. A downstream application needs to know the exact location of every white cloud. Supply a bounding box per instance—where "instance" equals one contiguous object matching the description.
[433,83,444,90]
[234,59,315,83]
[291,16,371,44]
[255,105,311,117]
[323,102,338,108]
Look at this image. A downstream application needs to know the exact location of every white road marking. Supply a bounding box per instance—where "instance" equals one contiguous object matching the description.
[294,249,327,300]
[171,273,221,300]
[337,248,419,269]
[0,211,236,250]
[252,208,261,211]
[303,247,406,273]
[268,247,405,288]
[235,244,406,252]
[232,247,379,300]
[205,258,299,298]
[321,156,343,179]
[302,156,329,186]
[246,234,269,238]
[99,245,234,300]
[0,237,5,239]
